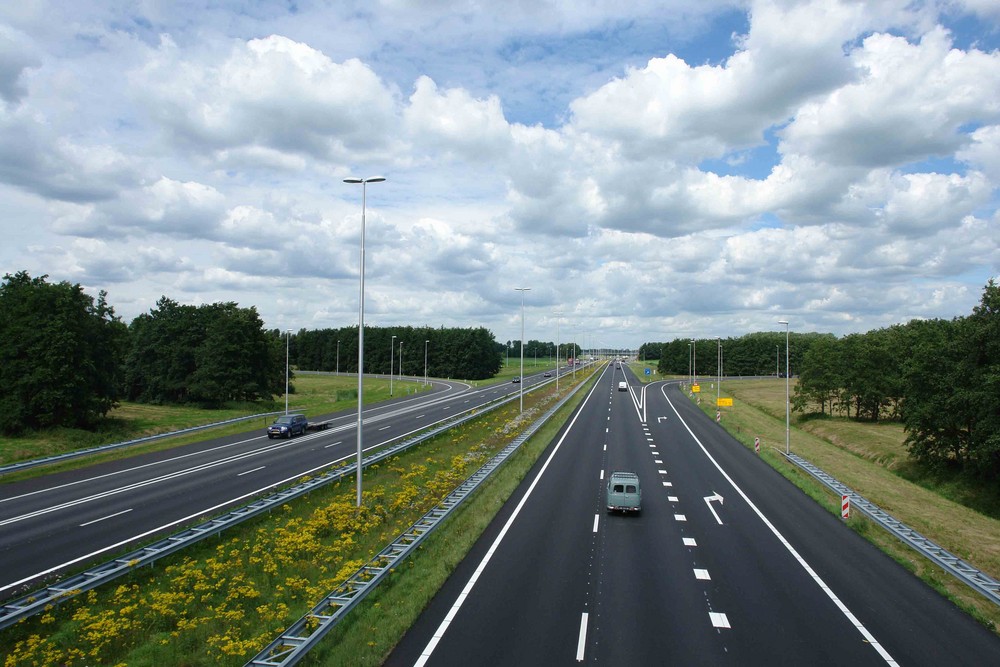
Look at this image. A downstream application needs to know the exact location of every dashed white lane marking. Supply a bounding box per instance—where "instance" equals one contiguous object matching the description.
[592,514,600,533]
[683,537,697,546]
[694,569,711,580]
[674,514,687,522]
[658,469,668,474]
[710,612,731,629]
[323,440,343,448]
[80,508,132,527]
[600,470,604,480]
[576,612,589,661]
[668,496,679,502]
[237,466,266,476]
[654,459,663,464]
[651,450,659,455]
[663,388,898,664]
[662,481,673,487]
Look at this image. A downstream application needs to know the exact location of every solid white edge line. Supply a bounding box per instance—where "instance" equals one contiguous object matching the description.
[576,612,589,661]
[415,366,610,665]
[661,386,899,666]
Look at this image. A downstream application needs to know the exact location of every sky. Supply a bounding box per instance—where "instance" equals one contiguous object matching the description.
[1,0,999,351]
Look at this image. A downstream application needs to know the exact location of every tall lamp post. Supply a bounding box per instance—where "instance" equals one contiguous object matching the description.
[692,338,697,387]
[554,311,561,394]
[424,339,429,386]
[344,175,385,507]
[778,320,790,455]
[285,329,292,414]
[716,336,721,406]
[390,334,396,397]
[399,340,404,382]
[336,339,340,376]
[515,287,530,412]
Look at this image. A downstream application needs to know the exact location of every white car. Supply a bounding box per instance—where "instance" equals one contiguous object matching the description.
[618,381,627,391]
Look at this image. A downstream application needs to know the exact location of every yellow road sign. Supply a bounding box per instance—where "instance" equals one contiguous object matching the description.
[716,397,733,407]
[692,384,701,393]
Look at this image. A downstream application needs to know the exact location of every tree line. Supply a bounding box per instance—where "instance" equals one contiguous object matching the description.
[792,280,999,479]
[289,325,501,380]
[642,280,999,480]
[0,272,504,435]
[499,339,582,363]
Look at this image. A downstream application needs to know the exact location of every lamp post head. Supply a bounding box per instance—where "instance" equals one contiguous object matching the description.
[778,320,788,326]
[344,176,386,184]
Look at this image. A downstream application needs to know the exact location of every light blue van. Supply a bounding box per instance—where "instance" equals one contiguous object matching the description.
[606,471,641,514]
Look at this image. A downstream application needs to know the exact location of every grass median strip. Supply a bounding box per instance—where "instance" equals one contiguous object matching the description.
[0,370,595,666]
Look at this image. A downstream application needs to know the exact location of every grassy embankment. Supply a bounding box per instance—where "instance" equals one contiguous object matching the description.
[0,373,437,479]
[675,373,1000,635]
[0,363,588,665]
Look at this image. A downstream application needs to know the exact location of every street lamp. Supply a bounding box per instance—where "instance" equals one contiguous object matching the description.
[515,287,530,411]
[554,311,561,394]
[717,336,721,406]
[399,340,404,382]
[285,329,292,415]
[390,334,397,397]
[424,339,429,387]
[692,338,697,388]
[344,175,385,507]
[336,339,340,376]
[779,320,790,455]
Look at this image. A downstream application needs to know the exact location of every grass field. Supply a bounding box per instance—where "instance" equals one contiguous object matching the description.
[697,377,1000,634]
[0,373,431,474]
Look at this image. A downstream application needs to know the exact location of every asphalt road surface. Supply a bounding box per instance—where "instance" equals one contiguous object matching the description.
[387,364,1000,666]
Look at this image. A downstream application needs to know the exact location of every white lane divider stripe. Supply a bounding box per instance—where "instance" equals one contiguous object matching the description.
[414,372,607,666]
[80,508,132,527]
[694,569,711,580]
[237,466,265,476]
[662,387,898,665]
[710,612,731,629]
[576,612,589,661]
[592,514,600,533]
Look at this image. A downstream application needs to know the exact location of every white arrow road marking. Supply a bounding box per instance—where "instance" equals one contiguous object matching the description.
[704,492,724,525]
[658,416,667,422]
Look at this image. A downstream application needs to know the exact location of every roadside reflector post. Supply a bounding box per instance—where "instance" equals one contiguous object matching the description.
[754,437,760,454]
[716,410,721,423]
[841,495,850,520]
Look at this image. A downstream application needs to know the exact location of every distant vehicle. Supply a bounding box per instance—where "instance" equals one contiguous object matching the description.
[618,381,627,391]
[267,413,308,438]
[543,371,552,377]
[606,471,641,513]
[512,377,521,383]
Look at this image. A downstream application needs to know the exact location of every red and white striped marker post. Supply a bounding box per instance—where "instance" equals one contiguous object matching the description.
[841,494,850,520]
[754,437,760,454]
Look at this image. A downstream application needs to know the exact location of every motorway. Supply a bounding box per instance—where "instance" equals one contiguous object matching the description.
[387,363,1000,666]
[0,370,565,600]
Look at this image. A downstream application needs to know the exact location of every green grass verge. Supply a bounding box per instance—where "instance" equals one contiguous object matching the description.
[307,374,596,666]
[0,374,431,480]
